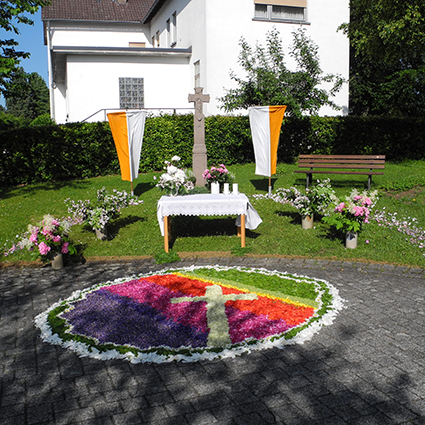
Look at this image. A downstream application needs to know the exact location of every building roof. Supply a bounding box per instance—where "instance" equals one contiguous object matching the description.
[41,0,157,23]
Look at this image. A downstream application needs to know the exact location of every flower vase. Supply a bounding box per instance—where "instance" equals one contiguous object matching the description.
[95,228,108,240]
[301,214,314,229]
[345,231,358,249]
[51,253,64,270]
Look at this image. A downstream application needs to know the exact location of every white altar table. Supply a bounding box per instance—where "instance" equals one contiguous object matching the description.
[157,193,262,252]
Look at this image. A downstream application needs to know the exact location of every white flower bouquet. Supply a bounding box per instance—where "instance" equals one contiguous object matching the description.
[154,156,195,196]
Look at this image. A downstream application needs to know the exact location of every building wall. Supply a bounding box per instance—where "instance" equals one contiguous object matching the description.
[65,55,191,122]
[201,0,349,116]
[47,19,192,122]
[49,21,151,47]
[46,0,349,123]
[151,0,349,116]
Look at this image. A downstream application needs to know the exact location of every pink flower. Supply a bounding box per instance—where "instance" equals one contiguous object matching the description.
[353,206,365,217]
[61,242,69,254]
[38,242,51,255]
[53,235,61,243]
[29,234,38,243]
[363,197,372,207]
[365,240,370,244]
[335,202,345,212]
[51,219,59,226]
[353,195,362,201]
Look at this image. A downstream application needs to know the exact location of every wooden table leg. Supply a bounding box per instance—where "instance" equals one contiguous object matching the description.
[164,215,169,253]
[240,214,246,248]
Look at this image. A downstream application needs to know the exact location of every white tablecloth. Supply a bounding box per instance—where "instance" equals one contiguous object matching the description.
[157,193,262,236]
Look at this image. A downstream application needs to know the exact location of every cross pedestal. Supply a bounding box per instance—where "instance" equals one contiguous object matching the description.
[188,87,210,186]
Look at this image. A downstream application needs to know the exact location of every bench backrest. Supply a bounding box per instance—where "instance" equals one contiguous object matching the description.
[298,155,385,169]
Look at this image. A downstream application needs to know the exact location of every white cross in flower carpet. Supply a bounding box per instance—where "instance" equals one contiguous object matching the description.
[171,284,258,347]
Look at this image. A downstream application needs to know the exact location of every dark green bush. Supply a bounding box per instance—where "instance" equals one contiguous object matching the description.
[1,114,425,187]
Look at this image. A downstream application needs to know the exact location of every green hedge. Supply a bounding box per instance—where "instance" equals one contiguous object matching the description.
[1,115,425,187]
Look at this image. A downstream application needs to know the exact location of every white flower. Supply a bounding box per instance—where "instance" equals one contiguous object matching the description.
[171,155,181,162]
[161,173,173,181]
[167,165,178,175]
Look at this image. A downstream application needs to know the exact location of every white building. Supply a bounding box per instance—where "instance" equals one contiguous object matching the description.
[42,0,350,124]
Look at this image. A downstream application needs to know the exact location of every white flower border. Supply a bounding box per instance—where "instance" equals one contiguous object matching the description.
[34,265,345,364]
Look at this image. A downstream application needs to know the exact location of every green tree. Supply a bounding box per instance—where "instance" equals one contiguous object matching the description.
[5,67,49,120]
[219,28,345,118]
[341,0,425,116]
[0,0,48,95]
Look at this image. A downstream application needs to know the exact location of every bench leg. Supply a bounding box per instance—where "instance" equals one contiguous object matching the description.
[368,175,371,191]
[306,174,312,188]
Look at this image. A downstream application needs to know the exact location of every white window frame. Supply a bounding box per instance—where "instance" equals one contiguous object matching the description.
[254,0,307,23]
[194,61,201,88]
[171,12,177,47]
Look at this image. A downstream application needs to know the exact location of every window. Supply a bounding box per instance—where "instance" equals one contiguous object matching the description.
[172,12,177,46]
[152,31,160,47]
[119,78,144,109]
[166,12,177,47]
[194,61,200,88]
[254,0,306,22]
[129,42,146,48]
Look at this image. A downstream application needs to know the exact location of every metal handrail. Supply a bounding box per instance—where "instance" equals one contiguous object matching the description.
[81,107,194,122]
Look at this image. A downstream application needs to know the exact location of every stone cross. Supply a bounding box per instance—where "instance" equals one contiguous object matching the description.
[188,87,210,186]
[171,285,258,347]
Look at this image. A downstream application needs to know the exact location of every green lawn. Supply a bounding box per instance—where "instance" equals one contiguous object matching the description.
[1,160,425,267]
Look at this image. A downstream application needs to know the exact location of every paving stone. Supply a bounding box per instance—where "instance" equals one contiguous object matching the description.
[1,258,425,424]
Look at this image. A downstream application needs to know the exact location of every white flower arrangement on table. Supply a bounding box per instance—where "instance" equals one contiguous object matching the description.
[153,156,195,196]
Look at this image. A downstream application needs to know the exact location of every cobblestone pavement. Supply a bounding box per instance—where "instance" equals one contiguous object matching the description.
[1,257,425,425]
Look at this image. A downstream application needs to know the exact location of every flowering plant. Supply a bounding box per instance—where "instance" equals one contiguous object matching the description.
[3,214,77,262]
[153,156,195,196]
[322,189,378,233]
[65,187,143,231]
[271,179,336,217]
[203,164,235,187]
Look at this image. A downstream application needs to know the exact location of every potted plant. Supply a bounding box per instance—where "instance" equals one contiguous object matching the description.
[3,214,77,269]
[65,187,143,239]
[203,164,235,192]
[153,156,195,196]
[272,179,336,229]
[322,189,378,248]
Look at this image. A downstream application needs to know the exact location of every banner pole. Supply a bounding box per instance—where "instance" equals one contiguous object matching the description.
[268,177,272,197]
[131,181,134,196]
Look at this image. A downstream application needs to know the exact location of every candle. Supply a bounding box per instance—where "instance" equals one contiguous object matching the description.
[223,183,230,194]
[211,182,220,194]
[232,183,239,195]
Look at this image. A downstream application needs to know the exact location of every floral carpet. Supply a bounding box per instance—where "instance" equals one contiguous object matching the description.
[35,266,344,363]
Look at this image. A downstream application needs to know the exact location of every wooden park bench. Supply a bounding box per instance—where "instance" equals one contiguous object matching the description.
[295,154,386,190]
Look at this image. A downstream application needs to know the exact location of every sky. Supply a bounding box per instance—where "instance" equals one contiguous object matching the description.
[0,9,48,106]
